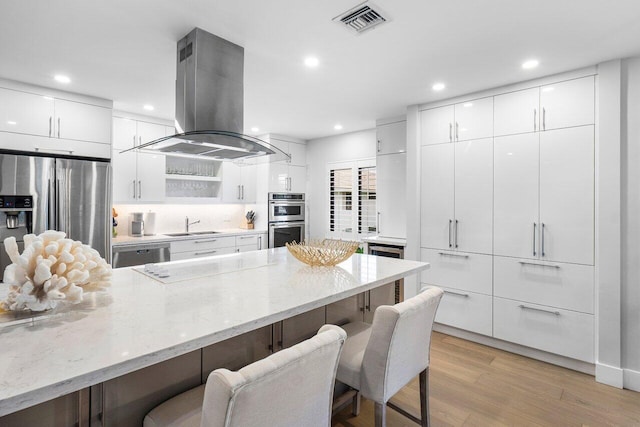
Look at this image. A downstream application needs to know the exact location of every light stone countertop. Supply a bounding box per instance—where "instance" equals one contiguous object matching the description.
[111,228,267,246]
[0,248,428,417]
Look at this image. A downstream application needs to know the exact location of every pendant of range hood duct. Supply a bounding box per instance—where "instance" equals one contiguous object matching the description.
[120,28,290,164]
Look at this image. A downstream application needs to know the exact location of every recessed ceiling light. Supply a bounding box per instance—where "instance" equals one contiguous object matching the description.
[7,121,17,125]
[432,83,445,91]
[522,59,539,69]
[54,75,71,84]
[143,104,154,111]
[463,102,473,108]
[334,124,343,130]
[304,57,319,68]
[542,86,555,92]
[250,127,260,132]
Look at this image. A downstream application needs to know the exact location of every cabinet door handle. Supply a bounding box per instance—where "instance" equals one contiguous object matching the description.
[133,135,136,147]
[139,136,142,146]
[195,239,217,244]
[237,185,241,199]
[455,122,459,140]
[541,223,546,257]
[444,290,469,297]
[454,219,459,248]
[449,123,452,142]
[241,185,244,200]
[533,109,537,131]
[518,260,560,268]
[438,251,469,258]
[518,304,560,316]
[448,219,452,248]
[57,118,61,138]
[132,180,136,199]
[138,180,141,199]
[377,139,381,153]
[542,108,546,130]
[533,222,537,256]
[258,235,262,250]
[365,291,371,312]
[49,116,52,137]
[195,250,217,256]
[377,212,381,234]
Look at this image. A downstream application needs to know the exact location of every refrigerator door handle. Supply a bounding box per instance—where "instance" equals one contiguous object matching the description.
[48,178,56,230]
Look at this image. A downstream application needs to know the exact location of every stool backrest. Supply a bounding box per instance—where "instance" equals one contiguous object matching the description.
[360,287,443,403]
[200,324,347,427]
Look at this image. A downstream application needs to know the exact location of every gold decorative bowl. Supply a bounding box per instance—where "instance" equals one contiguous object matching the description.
[286,240,360,267]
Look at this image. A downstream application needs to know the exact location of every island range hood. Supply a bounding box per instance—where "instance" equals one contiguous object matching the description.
[122,28,289,162]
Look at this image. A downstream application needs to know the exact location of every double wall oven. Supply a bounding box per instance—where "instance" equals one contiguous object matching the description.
[268,193,305,248]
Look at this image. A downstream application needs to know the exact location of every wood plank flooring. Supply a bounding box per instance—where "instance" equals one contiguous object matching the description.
[332,332,640,426]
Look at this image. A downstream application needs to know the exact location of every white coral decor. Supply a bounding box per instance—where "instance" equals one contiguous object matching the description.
[1,231,112,312]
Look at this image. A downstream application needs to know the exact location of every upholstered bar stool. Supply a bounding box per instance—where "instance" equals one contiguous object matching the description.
[335,287,444,427]
[144,324,346,427]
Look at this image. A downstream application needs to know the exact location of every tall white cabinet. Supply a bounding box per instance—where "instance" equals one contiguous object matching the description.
[420,73,596,364]
[376,118,407,238]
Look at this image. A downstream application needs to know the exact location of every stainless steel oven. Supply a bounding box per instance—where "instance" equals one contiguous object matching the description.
[268,193,305,248]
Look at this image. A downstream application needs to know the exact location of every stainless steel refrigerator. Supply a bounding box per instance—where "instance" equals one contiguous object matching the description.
[0,153,111,281]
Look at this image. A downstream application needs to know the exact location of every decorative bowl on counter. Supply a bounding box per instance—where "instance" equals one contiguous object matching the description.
[286,239,360,267]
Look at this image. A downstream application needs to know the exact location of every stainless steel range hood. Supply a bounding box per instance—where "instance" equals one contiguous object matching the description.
[122,28,289,162]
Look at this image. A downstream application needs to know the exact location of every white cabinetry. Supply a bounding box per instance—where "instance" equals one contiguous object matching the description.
[0,85,111,158]
[263,135,306,193]
[494,76,595,137]
[222,163,257,203]
[112,117,167,203]
[170,236,236,261]
[494,126,594,265]
[376,119,406,155]
[421,138,493,254]
[377,153,406,238]
[420,97,493,145]
[235,233,266,252]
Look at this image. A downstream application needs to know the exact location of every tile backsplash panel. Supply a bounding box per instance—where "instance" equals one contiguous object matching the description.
[113,204,246,236]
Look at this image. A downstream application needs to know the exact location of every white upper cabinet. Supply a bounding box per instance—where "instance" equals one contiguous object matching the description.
[494,87,540,136]
[421,143,454,249]
[539,126,594,264]
[493,133,540,258]
[453,97,493,142]
[54,99,112,144]
[539,76,595,131]
[420,105,454,145]
[377,153,406,238]
[454,138,493,254]
[287,165,306,193]
[421,98,493,145]
[111,149,138,203]
[135,151,166,203]
[222,162,256,203]
[376,120,406,155]
[136,121,166,146]
[112,117,137,150]
[0,87,53,137]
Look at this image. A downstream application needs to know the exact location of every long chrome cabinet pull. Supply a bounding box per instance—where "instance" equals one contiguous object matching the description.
[195,239,217,244]
[57,118,61,138]
[533,222,537,256]
[138,181,141,199]
[541,223,546,257]
[49,117,52,137]
[133,135,136,147]
[518,304,560,316]
[448,219,452,248]
[542,108,546,130]
[518,260,560,268]
[377,212,381,233]
[377,140,381,152]
[132,180,136,199]
[533,109,537,131]
[455,219,459,248]
[449,123,452,142]
[444,290,469,297]
[238,185,241,199]
[455,122,459,140]
[195,250,217,256]
[438,252,469,258]
[241,185,244,200]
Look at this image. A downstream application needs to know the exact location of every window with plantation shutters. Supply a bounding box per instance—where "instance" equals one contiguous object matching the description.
[328,159,376,240]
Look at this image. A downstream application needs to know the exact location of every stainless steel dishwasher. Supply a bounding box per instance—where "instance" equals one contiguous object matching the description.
[112,242,171,268]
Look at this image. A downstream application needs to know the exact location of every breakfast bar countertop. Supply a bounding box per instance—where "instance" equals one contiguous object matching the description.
[0,247,428,417]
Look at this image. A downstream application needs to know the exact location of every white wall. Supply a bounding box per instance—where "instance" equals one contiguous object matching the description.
[621,57,640,377]
[306,129,376,240]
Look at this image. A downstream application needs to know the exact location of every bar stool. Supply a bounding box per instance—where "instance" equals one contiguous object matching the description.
[335,287,444,427]
[144,324,346,427]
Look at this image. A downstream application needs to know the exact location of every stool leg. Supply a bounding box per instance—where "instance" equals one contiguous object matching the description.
[420,368,430,427]
[352,391,361,416]
[374,402,386,427]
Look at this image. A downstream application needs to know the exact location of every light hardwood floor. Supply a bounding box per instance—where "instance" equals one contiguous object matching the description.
[332,332,640,426]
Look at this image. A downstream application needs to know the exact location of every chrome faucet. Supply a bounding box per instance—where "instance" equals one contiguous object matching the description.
[185,216,200,233]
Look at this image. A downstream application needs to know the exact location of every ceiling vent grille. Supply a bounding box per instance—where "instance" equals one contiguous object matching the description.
[333,2,388,34]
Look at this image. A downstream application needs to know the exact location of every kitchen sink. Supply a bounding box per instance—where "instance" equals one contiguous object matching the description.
[164,231,221,237]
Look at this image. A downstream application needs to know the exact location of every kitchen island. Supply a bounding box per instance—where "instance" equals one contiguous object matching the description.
[0,247,428,422]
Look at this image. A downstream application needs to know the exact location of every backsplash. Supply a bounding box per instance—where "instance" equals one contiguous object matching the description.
[112,204,248,236]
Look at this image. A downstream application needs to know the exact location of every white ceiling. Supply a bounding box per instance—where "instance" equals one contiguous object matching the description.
[2,0,640,140]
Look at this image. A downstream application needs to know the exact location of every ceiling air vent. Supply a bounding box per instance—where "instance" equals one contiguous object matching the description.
[333,2,388,34]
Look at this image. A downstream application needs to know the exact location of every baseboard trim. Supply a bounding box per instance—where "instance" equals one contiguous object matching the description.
[595,363,624,388]
[434,324,595,375]
[623,368,640,392]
